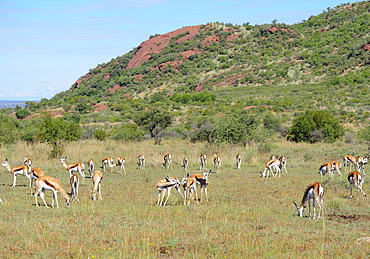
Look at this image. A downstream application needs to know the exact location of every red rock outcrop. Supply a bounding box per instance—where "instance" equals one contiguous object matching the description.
[126,25,202,69]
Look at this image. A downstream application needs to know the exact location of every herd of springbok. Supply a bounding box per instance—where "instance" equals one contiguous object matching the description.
[0,152,367,218]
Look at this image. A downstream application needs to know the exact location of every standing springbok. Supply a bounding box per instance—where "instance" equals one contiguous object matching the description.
[137,154,145,169]
[59,157,85,178]
[348,171,366,199]
[101,157,114,173]
[182,156,189,171]
[189,171,209,202]
[156,177,182,206]
[2,158,30,187]
[182,175,199,206]
[236,153,242,169]
[87,159,95,177]
[162,154,172,169]
[91,170,103,201]
[260,159,281,177]
[24,158,45,187]
[278,156,288,174]
[213,154,221,173]
[34,176,70,208]
[293,182,324,219]
[117,157,126,174]
[200,154,207,170]
[356,156,368,175]
[70,174,79,202]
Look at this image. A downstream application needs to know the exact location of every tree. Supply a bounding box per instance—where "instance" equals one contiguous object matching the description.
[134,108,173,144]
[15,108,31,119]
[0,114,20,145]
[287,110,344,143]
[37,115,82,158]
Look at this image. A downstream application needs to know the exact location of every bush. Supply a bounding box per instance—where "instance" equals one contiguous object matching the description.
[110,123,145,141]
[93,129,108,141]
[287,110,344,143]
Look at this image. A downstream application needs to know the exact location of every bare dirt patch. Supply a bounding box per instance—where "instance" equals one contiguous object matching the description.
[327,213,370,223]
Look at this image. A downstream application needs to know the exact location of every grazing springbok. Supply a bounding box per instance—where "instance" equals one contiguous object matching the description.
[260,159,281,177]
[200,154,207,170]
[213,154,221,172]
[156,177,181,206]
[162,154,172,169]
[70,174,79,202]
[182,156,189,171]
[91,170,103,201]
[348,171,366,199]
[137,154,145,169]
[117,156,126,174]
[34,176,70,208]
[59,157,85,178]
[101,157,114,173]
[343,155,357,173]
[236,153,242,169]
[293,182,324,219]
[318,162,332,176]
[87,159,95,177]
[2,158,30,187]
[330,161,342,176]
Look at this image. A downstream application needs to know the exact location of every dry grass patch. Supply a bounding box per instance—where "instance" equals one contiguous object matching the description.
[0,139,369,258]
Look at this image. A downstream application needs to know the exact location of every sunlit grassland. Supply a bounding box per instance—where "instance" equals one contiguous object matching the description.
[0,139,369,258]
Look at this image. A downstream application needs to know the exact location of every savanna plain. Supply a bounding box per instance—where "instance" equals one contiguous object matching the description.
[0,139,369,258]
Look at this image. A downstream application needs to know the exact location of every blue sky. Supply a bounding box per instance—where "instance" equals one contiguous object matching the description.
[0,0,357,100]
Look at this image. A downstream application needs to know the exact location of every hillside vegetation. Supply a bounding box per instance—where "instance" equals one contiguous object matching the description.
[1,1,370,146]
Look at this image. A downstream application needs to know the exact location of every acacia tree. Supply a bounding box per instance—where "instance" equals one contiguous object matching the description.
[134,107,173,144]
[37,115,82,158]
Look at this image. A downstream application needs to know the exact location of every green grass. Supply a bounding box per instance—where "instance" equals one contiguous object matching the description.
[0,139,369,258]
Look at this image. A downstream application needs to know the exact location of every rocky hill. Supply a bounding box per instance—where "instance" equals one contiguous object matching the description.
[14,1,370,130]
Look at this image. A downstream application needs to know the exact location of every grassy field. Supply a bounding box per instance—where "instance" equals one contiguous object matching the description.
[0,139,369,258]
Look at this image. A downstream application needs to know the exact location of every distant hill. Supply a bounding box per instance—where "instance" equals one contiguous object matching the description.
[0,100,26,109]
[13,1,370,127]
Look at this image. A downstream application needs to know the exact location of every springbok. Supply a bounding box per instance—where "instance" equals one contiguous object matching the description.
[137,154,145,169]
[236,153,242,169]
[34,176,70,208]
[91,170,103,201]
[156,177,181,206]
[2,158,30,187]
[293,182,324,219]
[87,159,95,177]
[182,156,189,171]
[348,171,366,199]
[260,159,281,177]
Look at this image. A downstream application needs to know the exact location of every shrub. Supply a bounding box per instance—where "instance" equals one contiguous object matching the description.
[110,123,145,141]
[287,110,344,143]
[0,114,20,145]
